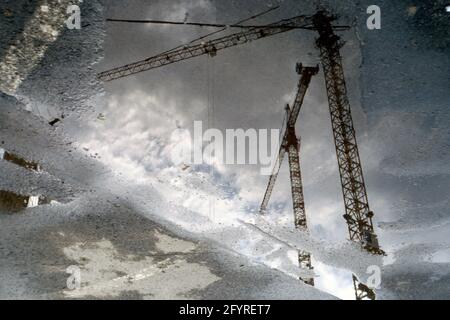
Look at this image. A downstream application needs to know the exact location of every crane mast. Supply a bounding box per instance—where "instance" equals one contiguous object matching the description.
[286,123,307,229]
[285,108,313,286]
[353,274,376,300]
[312,12,383,255]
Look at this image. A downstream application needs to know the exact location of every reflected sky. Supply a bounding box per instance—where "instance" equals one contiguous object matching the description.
[86,0,450,299]
[3,0,447,299]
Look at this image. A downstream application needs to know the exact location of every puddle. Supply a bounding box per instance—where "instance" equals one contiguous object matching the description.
[0,190,50,213]
[427,249,450,263]
[2,150,40,171]
[312,259,356,300]
[0,148,51,212]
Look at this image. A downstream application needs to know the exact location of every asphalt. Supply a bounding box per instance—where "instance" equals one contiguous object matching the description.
[0,195,334,299]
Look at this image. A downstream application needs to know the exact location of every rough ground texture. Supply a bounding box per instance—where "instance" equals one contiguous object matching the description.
[0,191,333,299]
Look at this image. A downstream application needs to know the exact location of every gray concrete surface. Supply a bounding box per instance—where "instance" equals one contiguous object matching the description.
[0,196,334,299]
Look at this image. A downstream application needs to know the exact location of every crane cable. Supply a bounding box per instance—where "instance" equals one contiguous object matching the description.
[106,5,282,32]
[113,5,281,59]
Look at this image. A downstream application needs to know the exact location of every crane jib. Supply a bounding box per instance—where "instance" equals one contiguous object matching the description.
[97,15,314,82]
